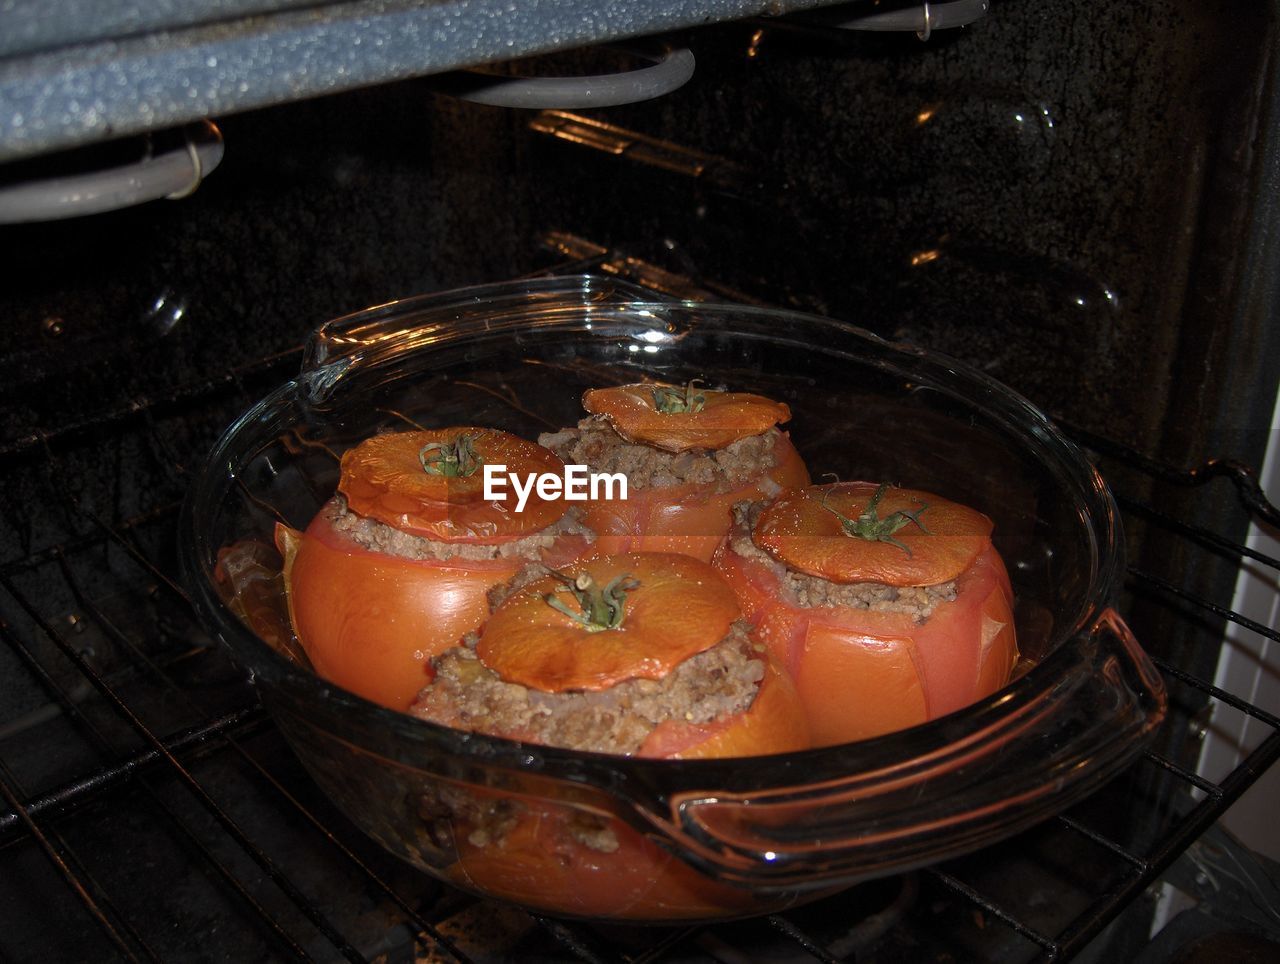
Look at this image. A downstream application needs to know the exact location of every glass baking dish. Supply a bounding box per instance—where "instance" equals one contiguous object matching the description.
[181,274,1167,922]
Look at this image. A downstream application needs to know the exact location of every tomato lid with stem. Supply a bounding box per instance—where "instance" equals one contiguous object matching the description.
[583,381,791,453]
[753,481,993,586]
[339,427,568,542]
[476,552,743,691]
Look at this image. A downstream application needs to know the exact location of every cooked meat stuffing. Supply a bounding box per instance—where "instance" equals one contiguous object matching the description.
[323,495,593,561]
[418,783,620,854]
[485,561,552,610]
[730,502,956,619]
[411,623,764,755]
[565,812,621,853]
[418,783,522,852]
[539,419,782,491]
[785,573,956,612]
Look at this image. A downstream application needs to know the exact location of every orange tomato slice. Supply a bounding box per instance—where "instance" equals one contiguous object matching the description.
[339,427,567,542]
[754,481,993,586]
[476,553,742,692]
[583,383,792,453]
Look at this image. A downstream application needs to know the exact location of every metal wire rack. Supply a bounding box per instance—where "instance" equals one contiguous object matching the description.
[0,270,1276,963]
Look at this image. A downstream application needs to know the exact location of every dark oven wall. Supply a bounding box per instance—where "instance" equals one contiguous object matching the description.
[3,0,1277,452]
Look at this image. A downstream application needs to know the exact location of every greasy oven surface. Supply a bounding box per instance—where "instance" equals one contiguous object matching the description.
[1,0,1278,960]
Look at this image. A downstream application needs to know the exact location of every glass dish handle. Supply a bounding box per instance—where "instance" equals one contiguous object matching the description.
[300,273,665,376]
[665,608,1166,888]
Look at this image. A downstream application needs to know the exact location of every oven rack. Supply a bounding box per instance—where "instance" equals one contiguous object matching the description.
[0,302,1276,962]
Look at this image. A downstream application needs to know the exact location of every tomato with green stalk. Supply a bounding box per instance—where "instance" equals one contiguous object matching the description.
[543,381,810,562]
[713,481,1019,746]
[412,551,811,919]
[417,551,811,758]
[276,427,593,711]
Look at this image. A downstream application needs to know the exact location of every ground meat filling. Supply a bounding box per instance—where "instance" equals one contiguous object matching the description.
[539,418,781,491]
[730,502,957,620]
[323,496,593,562]
[418,784,620,854]
[410,623,765,755]
[417,783,521,854]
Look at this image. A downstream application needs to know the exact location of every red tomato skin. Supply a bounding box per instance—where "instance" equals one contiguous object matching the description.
[579,431,810,563]
[712,536,1017,746]
[278,507,591,711]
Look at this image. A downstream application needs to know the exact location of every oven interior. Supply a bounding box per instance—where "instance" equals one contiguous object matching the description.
[2,0,1280,960]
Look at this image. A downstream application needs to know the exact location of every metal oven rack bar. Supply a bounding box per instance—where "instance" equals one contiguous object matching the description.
[0,268,1276,962]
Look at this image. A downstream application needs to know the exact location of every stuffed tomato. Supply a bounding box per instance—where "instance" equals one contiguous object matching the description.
[410,551,810,919]
[538,381,809,563]
[276,427,593,711]
[713,482,1018,746]
[411,551,808,757]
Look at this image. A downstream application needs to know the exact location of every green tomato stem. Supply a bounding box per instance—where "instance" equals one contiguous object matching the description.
[544,571,640,632]
[651,379,707,414]
[419,432,483,478]
[819,482,930,555]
